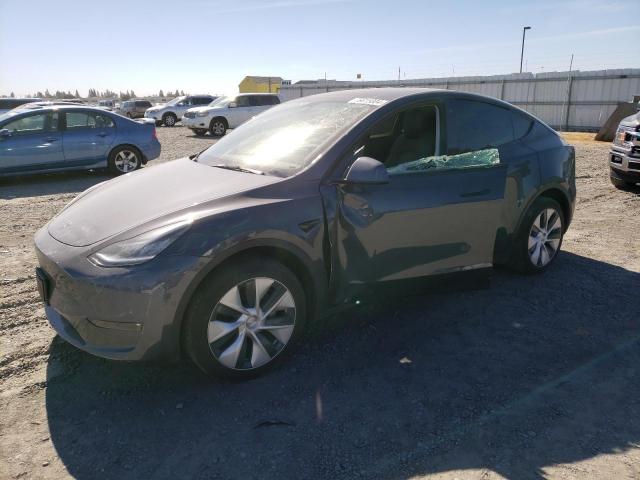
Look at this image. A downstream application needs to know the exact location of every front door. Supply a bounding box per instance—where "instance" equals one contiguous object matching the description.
[226,96,256,128]
[0,111,63,173]
[329,102,508,297]
[62,110,115,166]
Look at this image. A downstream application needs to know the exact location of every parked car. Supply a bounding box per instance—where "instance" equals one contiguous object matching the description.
[0,98,41,115]
[182,93,280,136]
[144,95,216,127]
[117,100,153,119]
[9,100,84,112]
[97,99,115,111]
[0,105,160,176]
[34,88,575,379]
[609,110,640,189]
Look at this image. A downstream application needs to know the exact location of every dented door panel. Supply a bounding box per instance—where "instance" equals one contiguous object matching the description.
[330,164,508,295]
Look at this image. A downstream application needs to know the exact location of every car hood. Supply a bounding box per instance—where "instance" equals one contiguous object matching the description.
[48,159,281,247]
[620,112,639,129]
[146,106,163,112]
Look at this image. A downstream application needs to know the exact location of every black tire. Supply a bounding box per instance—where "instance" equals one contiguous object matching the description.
[209,117,227,137]
[107,145,142,175]
[162,113,177,127]
[610,174,637,190]
[183,256,307,379]
[193,129,207,136]
[508,196,565,274]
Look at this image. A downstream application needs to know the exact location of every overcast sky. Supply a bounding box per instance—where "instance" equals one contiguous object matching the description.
[0,0,638,97]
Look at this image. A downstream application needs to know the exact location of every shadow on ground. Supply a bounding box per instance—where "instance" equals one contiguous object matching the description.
[45,252,640,479]
[0,170,111,199]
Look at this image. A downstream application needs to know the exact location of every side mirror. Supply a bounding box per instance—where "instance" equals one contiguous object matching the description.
[342,157,389,185]
[0,129,11,139]
[228,102,238,108]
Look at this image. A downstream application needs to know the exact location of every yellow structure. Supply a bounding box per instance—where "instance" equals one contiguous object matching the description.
[238,76,283,94]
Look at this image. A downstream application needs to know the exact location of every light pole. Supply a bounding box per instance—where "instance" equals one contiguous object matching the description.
[520,26,531,73]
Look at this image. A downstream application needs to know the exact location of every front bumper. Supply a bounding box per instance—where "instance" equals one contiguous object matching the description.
[144,111,162,120]
[34,227,205,361]
[182,115,210,129]
[609,146,640,174]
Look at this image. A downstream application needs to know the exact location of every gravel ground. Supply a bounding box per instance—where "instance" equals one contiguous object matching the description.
[0,128,639,480]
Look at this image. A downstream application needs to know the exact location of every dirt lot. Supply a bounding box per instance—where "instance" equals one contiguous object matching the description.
[1,128,639,480]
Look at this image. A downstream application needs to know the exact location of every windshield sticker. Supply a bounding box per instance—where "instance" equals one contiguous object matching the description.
[348,97,388,106]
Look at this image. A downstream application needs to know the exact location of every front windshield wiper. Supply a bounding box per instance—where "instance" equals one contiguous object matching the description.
[190,150,207,162]
[212,164,265,175]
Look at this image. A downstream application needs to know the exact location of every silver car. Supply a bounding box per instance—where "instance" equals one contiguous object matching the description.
[117,100,153,119]
[144,95,216,127]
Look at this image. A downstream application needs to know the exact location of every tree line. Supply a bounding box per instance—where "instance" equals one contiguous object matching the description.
[5,89,187,100]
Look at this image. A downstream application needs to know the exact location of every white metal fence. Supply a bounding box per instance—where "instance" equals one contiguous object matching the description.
[279,69,640,131]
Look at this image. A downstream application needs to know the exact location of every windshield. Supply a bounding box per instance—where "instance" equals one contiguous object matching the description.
[197,100,376,177]
[166,96,186,106]
[209,96,231,108]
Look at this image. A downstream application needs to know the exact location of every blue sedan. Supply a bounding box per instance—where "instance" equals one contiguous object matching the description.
[0,105,161,176]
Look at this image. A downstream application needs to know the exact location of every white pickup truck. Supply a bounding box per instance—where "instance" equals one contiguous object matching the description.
[609,111,640,189]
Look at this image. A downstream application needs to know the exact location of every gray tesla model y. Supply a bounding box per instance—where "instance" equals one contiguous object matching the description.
[34,88,576,379]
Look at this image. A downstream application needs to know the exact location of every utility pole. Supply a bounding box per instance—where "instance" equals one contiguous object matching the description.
[520,26,531,73]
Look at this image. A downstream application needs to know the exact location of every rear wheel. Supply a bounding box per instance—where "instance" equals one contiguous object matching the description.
[509,197,564,274]
[162,113,177,127]
[209,118,227,136]
[183,257,306,379]
[108,146,142,175]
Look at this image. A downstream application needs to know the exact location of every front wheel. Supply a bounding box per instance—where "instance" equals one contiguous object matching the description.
[183,257,306,379]
[209,118,227,137]
[108,146,142,175]
[163,113,177,127]
[509,197,565,274]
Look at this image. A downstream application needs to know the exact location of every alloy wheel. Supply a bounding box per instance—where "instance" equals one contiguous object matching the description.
[164,115,176,126]
[528,208,562,267]
[114,150,139,173]
[211,121,225,135]
[207,277,296,370]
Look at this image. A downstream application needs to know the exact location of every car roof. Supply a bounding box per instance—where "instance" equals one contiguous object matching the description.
[237,93,279,96]
[3,105,115,118]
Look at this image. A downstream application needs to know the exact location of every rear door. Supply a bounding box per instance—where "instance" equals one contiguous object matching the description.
[62,110,116,166]
[0,111,63,172]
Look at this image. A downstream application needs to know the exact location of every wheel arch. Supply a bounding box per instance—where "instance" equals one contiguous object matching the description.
[174,240,327,358]
[495,186,572,265]
[108,143,144,164]
[210,116,228,128]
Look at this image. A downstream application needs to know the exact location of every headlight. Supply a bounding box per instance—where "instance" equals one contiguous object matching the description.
[197,111,209,117]
[88,220,191,267]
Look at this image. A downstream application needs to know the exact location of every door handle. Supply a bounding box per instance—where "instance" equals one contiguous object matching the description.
[97,132,108,137]
[46,137,58,142]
